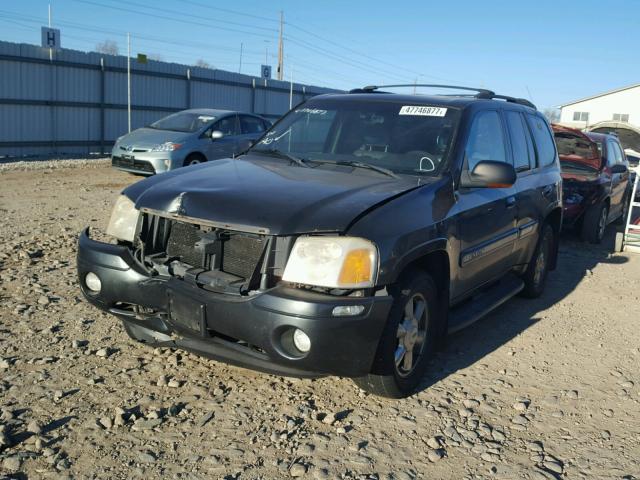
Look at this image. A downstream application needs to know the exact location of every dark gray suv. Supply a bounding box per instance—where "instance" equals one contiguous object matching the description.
[79,85,562,398]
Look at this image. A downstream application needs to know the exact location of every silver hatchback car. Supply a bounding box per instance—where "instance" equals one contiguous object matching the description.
[111,109,271,175]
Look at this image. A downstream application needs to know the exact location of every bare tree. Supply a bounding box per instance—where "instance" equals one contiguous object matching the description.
[95,40,119,56]
[543,108,560,124]
[195,59,211,69]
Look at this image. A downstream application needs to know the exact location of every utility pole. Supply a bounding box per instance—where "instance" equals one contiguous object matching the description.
[127,32,131,133]
[277,11,284,81]
[289,63,293,109]
[48,3,52,61]
[239,42,243,74]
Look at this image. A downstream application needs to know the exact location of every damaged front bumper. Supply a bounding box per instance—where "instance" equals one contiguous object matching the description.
[76,229,393,378]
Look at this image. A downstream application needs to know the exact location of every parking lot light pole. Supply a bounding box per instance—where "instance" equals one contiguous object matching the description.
[127,32,131,133]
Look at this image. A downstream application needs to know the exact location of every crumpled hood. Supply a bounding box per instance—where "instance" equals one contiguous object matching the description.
[116,127,190,149]
[123,155,428,235]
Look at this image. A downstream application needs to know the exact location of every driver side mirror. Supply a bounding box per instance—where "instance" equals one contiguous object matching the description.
[210,130,224,141]
[611,163,628,174]
[459,160,517,189]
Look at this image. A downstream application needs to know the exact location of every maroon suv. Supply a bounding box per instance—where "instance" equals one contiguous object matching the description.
[553,125,631,243]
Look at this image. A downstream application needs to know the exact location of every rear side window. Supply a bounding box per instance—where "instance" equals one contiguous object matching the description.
[465,111,507,171]
[240,115,266,134]
[505,111,531,171]
[526,114,556,167]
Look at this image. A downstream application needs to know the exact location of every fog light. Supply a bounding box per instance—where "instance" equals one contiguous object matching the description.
[292,328,311,353]
[332,305,365,317]
[163,159,171,169]
[85,272,102,293]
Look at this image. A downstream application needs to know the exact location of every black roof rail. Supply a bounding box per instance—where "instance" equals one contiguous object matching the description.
[490,94,537,110]
[351,84,496,97]
[349,84,537,110]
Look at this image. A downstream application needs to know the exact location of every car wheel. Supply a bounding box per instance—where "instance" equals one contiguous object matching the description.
[615,192,630,225]
[352,269,439,398]
[183,154,206,167]
[520,223,554,298]
[581,202,608,244]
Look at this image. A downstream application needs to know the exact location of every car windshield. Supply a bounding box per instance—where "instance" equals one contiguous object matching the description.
[250,99,460,176]
[149,112,217,133]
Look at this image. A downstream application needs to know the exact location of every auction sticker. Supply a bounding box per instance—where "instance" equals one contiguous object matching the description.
[399,105,447,117]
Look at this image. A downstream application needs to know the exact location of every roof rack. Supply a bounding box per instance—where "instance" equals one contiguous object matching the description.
[349,84,537,110]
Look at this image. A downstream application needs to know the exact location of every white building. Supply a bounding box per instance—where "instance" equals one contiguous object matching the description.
[558,83,640,129]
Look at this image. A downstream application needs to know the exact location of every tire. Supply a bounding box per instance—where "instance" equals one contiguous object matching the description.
[581,202,608,244]
[352,270,439,398]
[615,192,630,225]
[183,154,206,167]
[520,223,554,299]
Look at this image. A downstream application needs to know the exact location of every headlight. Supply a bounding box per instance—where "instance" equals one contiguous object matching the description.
[282,236,378,289]
[106,195,140,242]
[151,142,182,152]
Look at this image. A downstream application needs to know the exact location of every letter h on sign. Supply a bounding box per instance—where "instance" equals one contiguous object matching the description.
[41,27,61,50]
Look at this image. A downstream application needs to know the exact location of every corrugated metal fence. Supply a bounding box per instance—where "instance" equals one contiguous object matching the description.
[0,40,339,157]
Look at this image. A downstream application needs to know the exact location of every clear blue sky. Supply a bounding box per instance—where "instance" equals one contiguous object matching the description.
[1,0,638,110]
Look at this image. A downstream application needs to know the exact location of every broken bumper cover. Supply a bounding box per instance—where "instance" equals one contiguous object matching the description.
[76,229,393,378]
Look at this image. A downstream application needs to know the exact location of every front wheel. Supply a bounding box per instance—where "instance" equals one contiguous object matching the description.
[353,270,439,398]
[520,223,554,298]
[183,154,206,167]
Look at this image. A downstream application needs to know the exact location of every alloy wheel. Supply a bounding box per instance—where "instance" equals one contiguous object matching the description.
[394,293,428,377]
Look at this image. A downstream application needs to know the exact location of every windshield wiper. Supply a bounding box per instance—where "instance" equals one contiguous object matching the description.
[334,161,399,178]
[254,148,310,168]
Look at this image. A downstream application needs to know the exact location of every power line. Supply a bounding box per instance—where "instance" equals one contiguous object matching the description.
[70,0,276,39]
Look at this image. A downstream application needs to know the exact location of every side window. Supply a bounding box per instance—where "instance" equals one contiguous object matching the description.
[506,111,531,171]
[214,116,237,136]
[240,115,266,135]
[465,111,507,171]
[606,141,617,167]
[611,141,625,165]
[526,114,556,167]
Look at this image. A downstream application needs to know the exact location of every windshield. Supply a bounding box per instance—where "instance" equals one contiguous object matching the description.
[150,112,217,133]
[250,99,460,176]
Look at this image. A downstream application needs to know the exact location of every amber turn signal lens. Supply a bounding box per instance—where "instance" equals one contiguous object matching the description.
[338,249,373,285]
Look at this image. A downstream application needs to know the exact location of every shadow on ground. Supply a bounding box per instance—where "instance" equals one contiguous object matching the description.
[417,225,629,392]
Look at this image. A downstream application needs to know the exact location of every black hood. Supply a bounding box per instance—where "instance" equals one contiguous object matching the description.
[123,155,431,235]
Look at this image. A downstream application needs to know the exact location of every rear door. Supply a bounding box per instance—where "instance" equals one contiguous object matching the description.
[206,114,239,160]
[454,109,519,298]
[515,113,561,264]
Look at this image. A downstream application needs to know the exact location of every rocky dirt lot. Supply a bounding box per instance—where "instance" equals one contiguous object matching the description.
[0,162,639,480]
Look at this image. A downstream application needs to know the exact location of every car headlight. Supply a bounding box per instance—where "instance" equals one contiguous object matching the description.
[282,236,378,289]
[151,142,182,152]
[106,195,140,242]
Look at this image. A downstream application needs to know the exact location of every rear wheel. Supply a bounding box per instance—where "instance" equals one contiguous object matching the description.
[615,192,630,225]
[353,270,439,398]
[520,223,554,298]
[581,202,608,244]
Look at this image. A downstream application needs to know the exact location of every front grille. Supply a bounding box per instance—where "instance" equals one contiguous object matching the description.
[139,214,268,288]
[222,235,266,278]
[112,156,155,173]
[119,146,149,153]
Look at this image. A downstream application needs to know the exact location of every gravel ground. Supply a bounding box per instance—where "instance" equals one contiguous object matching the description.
[0,162,639,480]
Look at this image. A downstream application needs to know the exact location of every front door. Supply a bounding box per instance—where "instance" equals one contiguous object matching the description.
[206,114,239,160]
[453,110,519,300]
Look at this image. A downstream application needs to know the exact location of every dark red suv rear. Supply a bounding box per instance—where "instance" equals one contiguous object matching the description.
[553,124,631,243]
